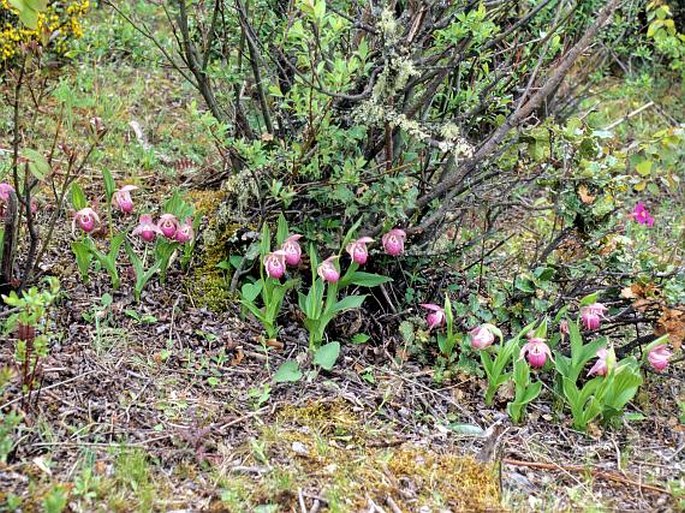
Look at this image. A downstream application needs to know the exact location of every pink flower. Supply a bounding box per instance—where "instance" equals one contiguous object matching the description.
[158,214,179,239]
[470,325,495,350]
[559,320,569,335]
[631,202,654,227]
[317,256,340,283]
[112,185,138,214]
[346,237,374,265]
[520,337,553,368]
[281,234,303,266]
[648,345,672,373]
[175,217,194,243]
[132,214,161,242]
[0,182,14,201]
[382,228,406,256]
[420,303,445,330]
[588,348,609,377]
[580,303,607,331]
[72,207,100,234]
[264,250,287,279]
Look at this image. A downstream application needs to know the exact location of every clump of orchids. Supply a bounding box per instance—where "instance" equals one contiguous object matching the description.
[239,217,400,378]
[418,290,676,428]
[70,170,197,299]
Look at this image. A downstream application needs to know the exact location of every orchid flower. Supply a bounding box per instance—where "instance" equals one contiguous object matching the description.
[580,302,607,331]
[72,207,100,234]
[281,234,303,266]
[132,214,161,242]
[113,185,138,214]
[382,228,406,256]
[420,303,445,330]
[346,237,374,265]
[520,337,553,368]
[158,213,179,239]
[647,345,672,373]
[469,324,495,350]
[175,217,194,243]
[264,250,287,279]
[317,256,340,283]
[588,348,609,377]
[0,182,14,201]
[631,202,655,227]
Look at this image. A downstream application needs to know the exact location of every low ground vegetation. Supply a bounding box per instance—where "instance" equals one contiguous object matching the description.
[0,1,683,511]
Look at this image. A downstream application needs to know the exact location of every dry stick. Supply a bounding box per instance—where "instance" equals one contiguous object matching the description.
[502,458,673,495]
[603,101,655,131]
[236,0,274,135]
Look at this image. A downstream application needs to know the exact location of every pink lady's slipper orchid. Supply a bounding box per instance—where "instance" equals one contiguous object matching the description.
[113,185,138,214]
[520,337,553,368]
[175,218,194,244]
[588,348,609,377]
[648,345,672,373]
[132,214,161,242]
[631,202,654,227]
[382,228,406,256]
[281,234,303,266]
[346,237,374,265]
[264,250,287,279]
[72,207,100,234]
[470,325,496,350]
[559,320,569,336]
[0,182,14,201]
[317,256,340,284]
[158,213,179,239]
[580,303,607,331]
[420,304,445,330]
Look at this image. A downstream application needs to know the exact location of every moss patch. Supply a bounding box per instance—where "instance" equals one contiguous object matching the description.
[211,399,502,512]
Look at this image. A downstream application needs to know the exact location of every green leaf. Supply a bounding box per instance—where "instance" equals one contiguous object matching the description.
[22,149,50,180]
[18,6,39,30]
[344,272,392,288]
[241,281,263,302]
[71,241,93,280]
[351,333,370,344]
[447,423,485,436]
[102,168,116,201]
[276,213,289,246]
[273,360,302,383]
[25,0,48,10]
[313,341,340,370]
[330,294,366,314]
[579,292,599,306]
[70,183,87,210]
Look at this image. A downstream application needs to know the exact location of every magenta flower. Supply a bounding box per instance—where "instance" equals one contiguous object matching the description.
[647,345,672,373]
[0,182,15,201]
[317,256,340,283]
[469,325,495,350]
[132,214,161,242]
[264,250,287,279]
[158,214,179,239]
[112,185,138,214]
[281,234,303,266]
[520,337,553,368]
[580,303,607,331]
[346,237,374,265]
[631,202,654,227]
[420,303,445,330]
[72,207,100,234]
[382,228,406,256]
[588,348,609,377]
[175,217,194,243]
